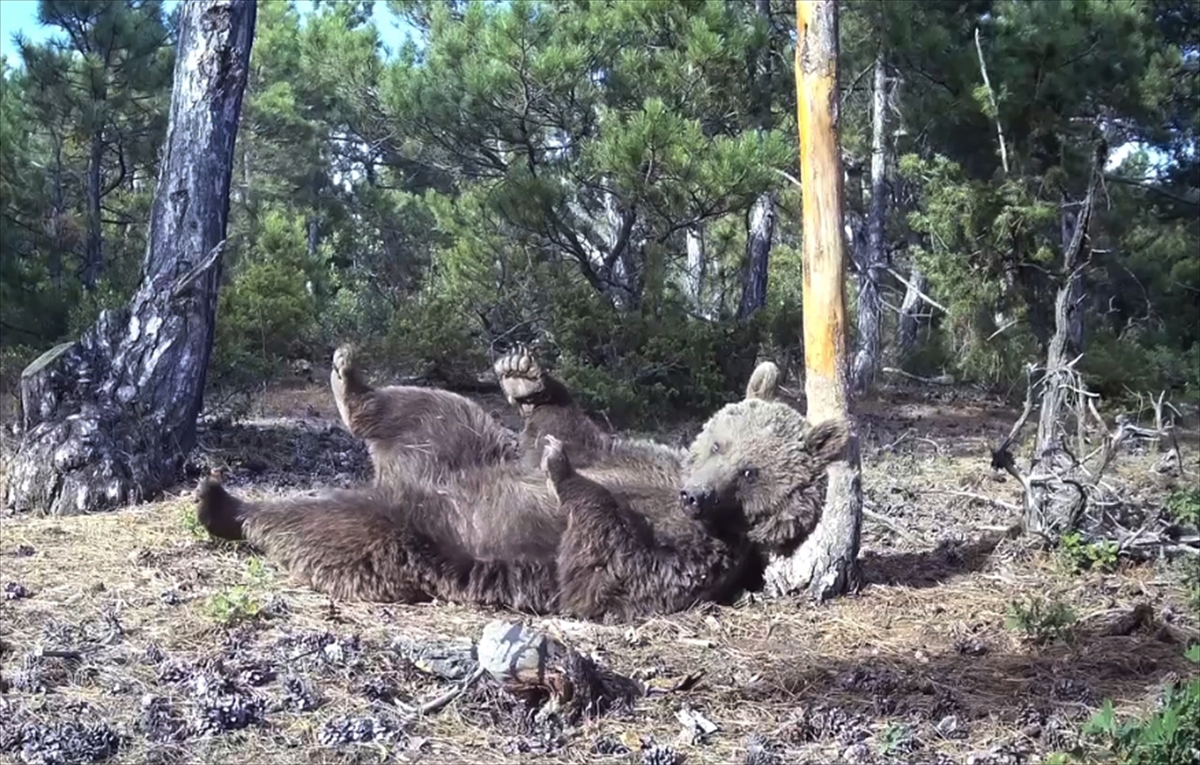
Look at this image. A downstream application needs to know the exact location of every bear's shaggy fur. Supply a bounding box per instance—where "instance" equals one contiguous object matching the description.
[195,346,850,623]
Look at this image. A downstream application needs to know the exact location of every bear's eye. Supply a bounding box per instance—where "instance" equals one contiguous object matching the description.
[741,467,759,481]
[710,442,721,455]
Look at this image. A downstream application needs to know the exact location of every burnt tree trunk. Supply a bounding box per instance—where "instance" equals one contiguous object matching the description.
[850,53,889,395]
[738,192,777,319]
[737,0,777,321]
[5,0,256,516]
[762,0,863,602]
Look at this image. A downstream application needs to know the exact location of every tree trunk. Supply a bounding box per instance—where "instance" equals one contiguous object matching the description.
[1060,209,1086,357]
[736,0,777,322]
[992,142,1108,540]
[684,224,711,319]
[84,128,105,291]
[1025,200,1096,536]
[5,0,256,516]
[762,0,863,602]
[738,191,777,320]
[897,264,927,361]
[850,53,889,395]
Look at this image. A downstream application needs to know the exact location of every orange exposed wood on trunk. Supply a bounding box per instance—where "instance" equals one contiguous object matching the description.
[795,0,849,420]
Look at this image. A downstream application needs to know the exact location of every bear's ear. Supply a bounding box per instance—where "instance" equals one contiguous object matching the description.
[803,418,851,466]
[744,361,780,401]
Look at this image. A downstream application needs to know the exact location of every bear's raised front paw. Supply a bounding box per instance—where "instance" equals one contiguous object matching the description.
[494,343,545,402]
[332,344,358,380]
[539,434,570,482]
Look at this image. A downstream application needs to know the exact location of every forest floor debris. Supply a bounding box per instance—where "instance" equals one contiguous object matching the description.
[1,380,1197,764]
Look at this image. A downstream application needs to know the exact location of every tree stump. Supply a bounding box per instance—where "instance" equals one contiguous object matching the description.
[475,620,642,721]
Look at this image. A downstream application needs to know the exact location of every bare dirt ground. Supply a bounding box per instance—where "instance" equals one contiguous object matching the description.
[0,379,1197,765]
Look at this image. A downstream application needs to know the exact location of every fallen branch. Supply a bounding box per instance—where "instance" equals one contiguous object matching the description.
[862,504,925,546]
[881,367,954,385]
[920,489,1023,514]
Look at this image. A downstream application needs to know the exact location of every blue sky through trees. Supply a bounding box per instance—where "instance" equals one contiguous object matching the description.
[0,0,419,65]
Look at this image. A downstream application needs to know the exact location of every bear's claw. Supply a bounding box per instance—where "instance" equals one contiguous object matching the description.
[332,344,358,380]
[494,343,545,402]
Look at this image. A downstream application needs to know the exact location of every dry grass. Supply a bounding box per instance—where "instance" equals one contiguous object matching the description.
[1,381,1198,765]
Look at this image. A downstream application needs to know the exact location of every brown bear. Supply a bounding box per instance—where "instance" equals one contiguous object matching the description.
[195,346,850,623]
[329,344,521,486]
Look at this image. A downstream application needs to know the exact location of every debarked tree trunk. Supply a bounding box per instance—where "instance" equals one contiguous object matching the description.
[4,0,257,516]
[762,0,863,602]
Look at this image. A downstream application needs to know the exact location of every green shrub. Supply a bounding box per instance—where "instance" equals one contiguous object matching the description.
[1004,594,1077,645]
[1059,532,1121,574]
[1165,488,1200,529]
[1083,326,1200,404]
[209,209,322,391]
[548,288,762,426]
[382,290,487,385]
[0,343,40,411]
[1078,645,1200,765]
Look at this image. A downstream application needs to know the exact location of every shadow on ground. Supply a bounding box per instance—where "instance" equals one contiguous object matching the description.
[860,534,1006,589]
[732,624,1190,753]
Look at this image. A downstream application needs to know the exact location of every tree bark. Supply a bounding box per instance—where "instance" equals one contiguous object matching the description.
[738,191,777,320]
[84,128,105,291]
[736,0,777,322]
[992,142,1108,540]
[1059,208,1086,358]
[897,264,927,361]
[850,53,889,395]
[5,0,256,516]
[684,224,712,319]
[762,0,863,602]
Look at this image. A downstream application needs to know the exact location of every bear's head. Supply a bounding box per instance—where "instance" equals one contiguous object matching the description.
[679,361,850,551]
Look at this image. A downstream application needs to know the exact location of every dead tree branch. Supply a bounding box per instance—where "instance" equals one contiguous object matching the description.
[974,26,1009,175]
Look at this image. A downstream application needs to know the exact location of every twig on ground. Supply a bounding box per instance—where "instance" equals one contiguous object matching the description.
[397,666,486,718]
[881,367,954,385]
[862,504,925,546]
[878,428,914,453]
[920,489,1022,514]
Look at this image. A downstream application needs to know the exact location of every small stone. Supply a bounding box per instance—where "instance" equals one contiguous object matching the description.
[935,714,966,739]
[842,742,871,763]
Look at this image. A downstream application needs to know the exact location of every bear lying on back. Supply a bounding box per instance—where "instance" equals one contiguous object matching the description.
[195,345,850,623]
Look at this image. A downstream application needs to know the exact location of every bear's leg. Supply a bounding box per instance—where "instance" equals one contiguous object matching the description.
[195,476,432,601]
[331,344,517,482]
[493,344,609,463]
[195,476,557,610]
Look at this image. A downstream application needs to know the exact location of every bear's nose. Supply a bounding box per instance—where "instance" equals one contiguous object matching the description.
[679,487,716,515]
